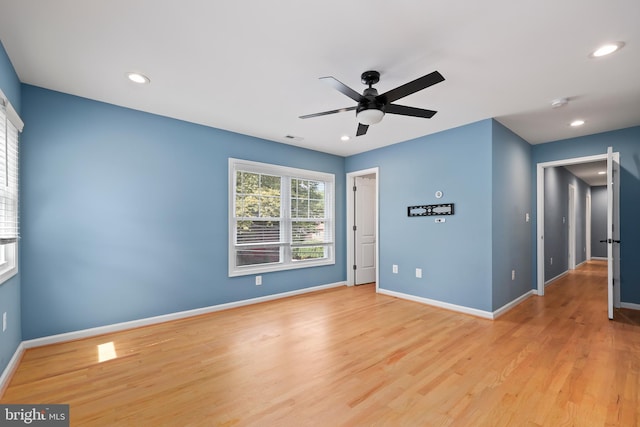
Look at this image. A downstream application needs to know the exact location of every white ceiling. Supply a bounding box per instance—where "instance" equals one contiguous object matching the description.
[0,1,638,157]
[564,161,608,186]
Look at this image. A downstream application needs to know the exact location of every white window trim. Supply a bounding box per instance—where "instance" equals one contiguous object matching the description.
[0,89,21,285]
[0,243,17,284]
[228,158,335,277]
[0,89,24,133]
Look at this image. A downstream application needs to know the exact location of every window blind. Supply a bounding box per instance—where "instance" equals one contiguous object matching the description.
[0,100,19,243]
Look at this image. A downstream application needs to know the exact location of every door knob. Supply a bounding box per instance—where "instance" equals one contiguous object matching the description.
[600,239,621,244]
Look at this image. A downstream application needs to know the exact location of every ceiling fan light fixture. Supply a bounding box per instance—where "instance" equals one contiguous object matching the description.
[357,108,384,125]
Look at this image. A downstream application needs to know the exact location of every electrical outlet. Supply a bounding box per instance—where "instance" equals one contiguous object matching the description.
[2,312,6,332]
[550,257,553,265]
[525,213,530,223]
[392,264,398,274]
[256,275,262,286]
[512,270,516,281]
[416,268,422,278]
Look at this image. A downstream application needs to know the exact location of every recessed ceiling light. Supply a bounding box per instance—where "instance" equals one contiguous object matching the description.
[570,119,585,127]
[341,135,350,142]
[126,72,150,84]
[589,42,625,58]
[598,171,606,175]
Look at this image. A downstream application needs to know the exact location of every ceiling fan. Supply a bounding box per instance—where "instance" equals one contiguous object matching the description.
[299,70,445,136]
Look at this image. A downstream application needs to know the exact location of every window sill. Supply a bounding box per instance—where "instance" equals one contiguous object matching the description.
[0,265,17,285]
[229,257,335,277]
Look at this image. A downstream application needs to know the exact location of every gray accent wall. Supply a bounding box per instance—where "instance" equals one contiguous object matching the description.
[543,166,589,282]
[591,186,607,258]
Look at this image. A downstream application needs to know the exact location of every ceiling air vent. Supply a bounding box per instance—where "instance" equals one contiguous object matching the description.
[284,135,304,142]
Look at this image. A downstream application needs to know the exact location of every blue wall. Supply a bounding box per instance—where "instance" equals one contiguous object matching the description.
[0,41,20,112]
[346,120,494,312]
[20,85,346,339]
[532,126,640,304]
[0,40,22,376]
[491,121,532,310]
[590,186,607,258]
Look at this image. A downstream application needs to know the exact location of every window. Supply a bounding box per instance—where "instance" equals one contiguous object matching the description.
[0,94,21,285]
[229,158,334,276]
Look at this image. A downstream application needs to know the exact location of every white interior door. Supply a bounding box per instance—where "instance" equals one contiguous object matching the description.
[606,147,621,319]
[354,176,376,285]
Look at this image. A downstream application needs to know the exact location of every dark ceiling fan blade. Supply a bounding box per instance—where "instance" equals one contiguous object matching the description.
[356,123,369,136]
[299,106,356,119]
[320,76,363,102]
[385,104,437,118]
[380,71,445,103]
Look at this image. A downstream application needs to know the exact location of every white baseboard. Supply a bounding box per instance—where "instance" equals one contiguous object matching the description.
[492,290,535,318]
[545,271,568,287]
[591,257,607,261]
[378,288,535,320]
[1,281,345,395]
[620,302,640,311]
[23,281,345,349]
[0,342,25,397]
[378,288,494,319]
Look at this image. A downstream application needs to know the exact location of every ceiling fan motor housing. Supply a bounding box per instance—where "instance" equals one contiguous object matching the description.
[361,70,380,86]
[357,87,386,114]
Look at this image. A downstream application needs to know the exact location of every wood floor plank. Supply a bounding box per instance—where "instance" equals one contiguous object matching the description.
[2,260,639,426]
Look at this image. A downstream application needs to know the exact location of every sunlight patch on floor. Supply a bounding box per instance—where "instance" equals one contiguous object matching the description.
[97,342,117,362]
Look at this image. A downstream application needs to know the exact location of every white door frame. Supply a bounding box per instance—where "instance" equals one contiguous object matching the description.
[568,183,576,271]
[346,167,379,290]
[586,193,591,260]
[536,153,607,295]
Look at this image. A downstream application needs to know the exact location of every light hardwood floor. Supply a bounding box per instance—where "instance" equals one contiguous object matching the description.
[2,260,639,426]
